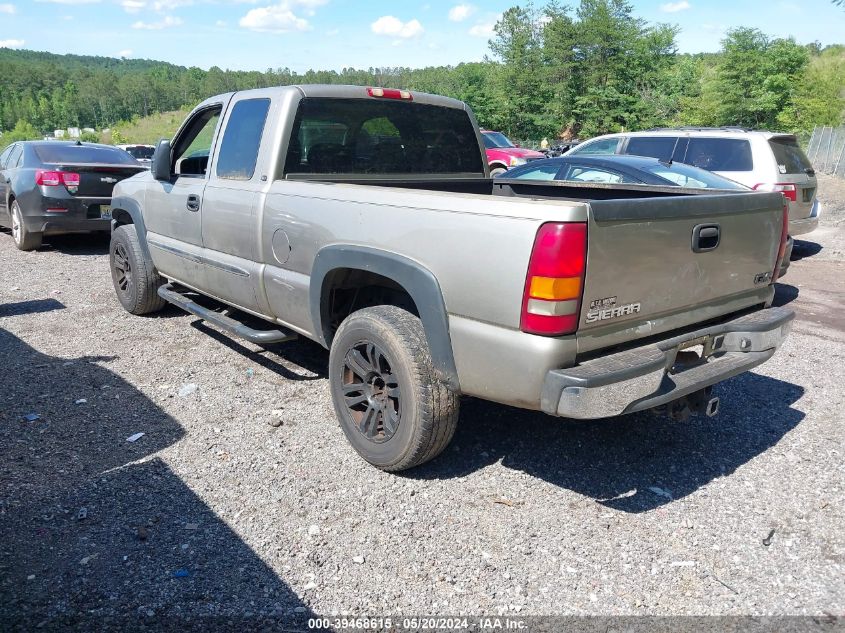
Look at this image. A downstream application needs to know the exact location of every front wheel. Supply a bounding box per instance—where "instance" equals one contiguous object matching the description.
[110,224,166,315]
[329,305,460,471]
[490,166,508,178]
[10,200,42,251]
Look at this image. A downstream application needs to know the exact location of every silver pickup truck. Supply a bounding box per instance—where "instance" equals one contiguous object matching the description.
[108,85,794,471]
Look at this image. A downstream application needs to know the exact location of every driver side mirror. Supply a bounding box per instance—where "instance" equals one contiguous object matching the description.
[151,139,172,182]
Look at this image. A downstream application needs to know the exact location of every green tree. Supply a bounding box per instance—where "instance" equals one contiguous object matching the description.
[713,28,808,128]
[0,120,41,149]
[489,3,551,138]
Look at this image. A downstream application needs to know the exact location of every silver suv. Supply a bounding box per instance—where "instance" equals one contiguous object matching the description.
[566,128,819,236]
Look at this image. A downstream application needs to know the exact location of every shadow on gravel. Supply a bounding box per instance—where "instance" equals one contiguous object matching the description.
[790,239,822,261]
[0,328,312,628]
[40,233,111,256]
[191,321,328,380]
[0,298,65,317]
[773,283,800,307]
[412,372,804,513]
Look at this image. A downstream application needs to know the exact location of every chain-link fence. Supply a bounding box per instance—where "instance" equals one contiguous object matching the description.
[807,126,845,179]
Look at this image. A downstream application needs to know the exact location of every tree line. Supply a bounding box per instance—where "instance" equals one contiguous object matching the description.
[1,0,843,149]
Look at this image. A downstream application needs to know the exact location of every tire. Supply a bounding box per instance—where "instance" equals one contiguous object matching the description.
[490,166,508,177]
[10,200,42,251]
[110,224,166,315]
[329,305,460,471]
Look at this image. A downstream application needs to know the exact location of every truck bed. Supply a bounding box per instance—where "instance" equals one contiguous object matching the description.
[285,173,739,201]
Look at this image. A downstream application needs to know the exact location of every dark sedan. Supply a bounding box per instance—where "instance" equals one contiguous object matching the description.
[0,141,146,250]
[496,154,747,190]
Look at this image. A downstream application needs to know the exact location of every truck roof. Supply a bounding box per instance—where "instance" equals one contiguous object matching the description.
[194,84,468,112]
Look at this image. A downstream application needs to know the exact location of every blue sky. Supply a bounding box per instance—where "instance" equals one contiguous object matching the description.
[0,0,843,71]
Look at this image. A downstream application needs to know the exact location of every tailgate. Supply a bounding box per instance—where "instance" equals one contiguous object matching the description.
[580,191,784,341]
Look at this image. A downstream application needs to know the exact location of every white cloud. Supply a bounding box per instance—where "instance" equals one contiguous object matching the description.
[660,0,690,12]
[132,14,182,28]
[0,39,25,48]
[152,0,192,10]
[448,3,475,22]
[370,15,423,39]
[239,0,326,33]
[468,21,494,37]
[116,48,133,57]
[0,3,16,14]
[215,19,227,26]
[325,27,339,36]
[121,0,145,12]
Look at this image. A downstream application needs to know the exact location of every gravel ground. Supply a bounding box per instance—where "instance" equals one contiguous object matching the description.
[1,176,844,628]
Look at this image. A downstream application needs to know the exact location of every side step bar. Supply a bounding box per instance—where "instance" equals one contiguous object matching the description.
[158,284,297,345]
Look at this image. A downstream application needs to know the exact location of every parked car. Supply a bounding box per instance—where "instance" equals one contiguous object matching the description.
[481,130,545,177]
[108,85,792,471]
[117,143,155,165]
[497,154,748,189]
[0,140,146,250]
[565,127,819,236]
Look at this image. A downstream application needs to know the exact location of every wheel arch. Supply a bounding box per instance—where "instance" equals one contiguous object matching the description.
[310,245,460,391]
[109,195,153,262]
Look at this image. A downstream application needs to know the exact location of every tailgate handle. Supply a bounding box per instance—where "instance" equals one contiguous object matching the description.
[692,223,720,253]
[186,194,200,212]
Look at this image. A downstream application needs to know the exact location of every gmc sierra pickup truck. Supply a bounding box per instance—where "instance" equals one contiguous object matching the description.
[108,85,794,471]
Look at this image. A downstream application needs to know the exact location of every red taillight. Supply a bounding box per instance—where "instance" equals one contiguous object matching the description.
[62,172,80,188]
[367,87,413,100]
[520,222,587,336]
[771,203,789,283]
[753,183,797,203]
[35,170,80,191]
[35,170,62,186]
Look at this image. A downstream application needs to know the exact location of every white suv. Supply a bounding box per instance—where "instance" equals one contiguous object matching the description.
[566,128,819,236]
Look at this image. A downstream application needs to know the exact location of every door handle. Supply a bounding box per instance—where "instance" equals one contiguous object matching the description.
[186,194,200,212]
[691,223,720,253]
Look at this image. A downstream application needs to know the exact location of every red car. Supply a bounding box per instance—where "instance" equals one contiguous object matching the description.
[481,130,545,176]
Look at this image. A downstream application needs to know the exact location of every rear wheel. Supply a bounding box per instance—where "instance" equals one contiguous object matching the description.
[329,305,459,471]
[110,224,166,315]
[10,200,42,251]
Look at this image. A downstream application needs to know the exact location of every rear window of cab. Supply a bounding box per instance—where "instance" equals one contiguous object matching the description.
[284,97,484,176]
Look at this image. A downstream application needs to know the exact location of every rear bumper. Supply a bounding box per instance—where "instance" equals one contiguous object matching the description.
[21,195,112,235]
[789,200,820,237]
[541,306,794,419]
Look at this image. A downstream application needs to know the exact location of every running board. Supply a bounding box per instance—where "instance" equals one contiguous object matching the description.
[158,284,297,345]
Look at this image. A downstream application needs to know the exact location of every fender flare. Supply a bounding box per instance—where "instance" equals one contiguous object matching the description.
[109,195,152,262]
[310,245,460,391]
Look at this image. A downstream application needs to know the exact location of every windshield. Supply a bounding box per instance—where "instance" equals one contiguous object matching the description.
[482,132,515,149]
[35,144,140,165]
[646,161,746,189]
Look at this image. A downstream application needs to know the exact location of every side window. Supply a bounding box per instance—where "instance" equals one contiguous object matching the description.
[216,98,271,180]
[564,165,633,184]
[0,146,12,169]
[570,137,621,155]
[172,107,222,177]
[510,163,562,181]
[8,144,23,169]
[684,138,753,171]
[625,136,679,161]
